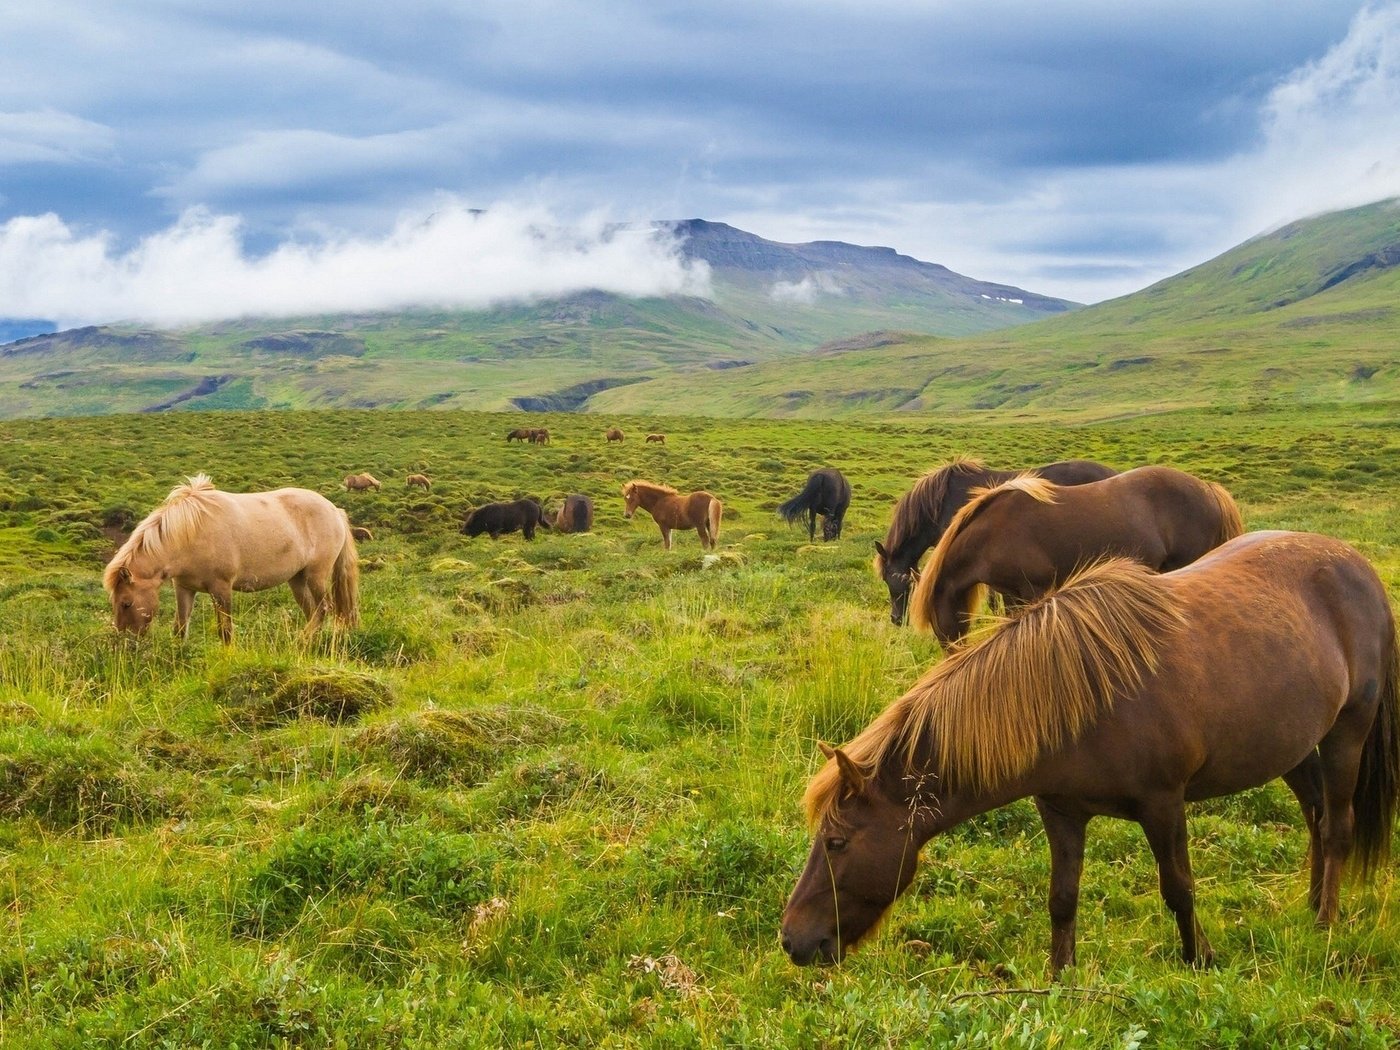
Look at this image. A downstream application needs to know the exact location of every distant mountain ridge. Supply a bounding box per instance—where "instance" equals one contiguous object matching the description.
[0,220,1075,419]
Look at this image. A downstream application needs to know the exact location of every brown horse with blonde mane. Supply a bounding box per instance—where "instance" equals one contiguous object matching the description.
[104,474,359,643]
[874,457,1116,624]
[622,480,721,550]
[911,465,1243,644]
[783,531,1399,974]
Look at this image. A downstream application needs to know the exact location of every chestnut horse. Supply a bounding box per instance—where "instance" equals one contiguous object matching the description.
[105,474,359,643]
[343,472,381,492]
[783,532,1399,973]
[622,480,720,550]
[910,466,1244,644]
[874,457,1116,624]
[506,428,533,442]
[406,473,431,490]
[645,433,666,444]
[606,428,624,443]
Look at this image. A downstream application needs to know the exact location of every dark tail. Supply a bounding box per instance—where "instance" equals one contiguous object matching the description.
[777,477,821,525]
[1352,632,1400,879]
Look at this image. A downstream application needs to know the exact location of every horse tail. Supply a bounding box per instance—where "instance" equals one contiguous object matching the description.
[331,519,360,627]
[777,475,820,525]
[708,497,722,547]
[1206,481,1244,545]
[1351,627,1400,880]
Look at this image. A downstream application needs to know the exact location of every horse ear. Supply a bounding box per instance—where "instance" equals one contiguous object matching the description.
[873,540,887,559]
[117,565,132,583]
[818,741,866,795]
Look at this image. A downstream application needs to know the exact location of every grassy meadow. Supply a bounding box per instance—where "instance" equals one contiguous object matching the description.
[2,405,1399,1047]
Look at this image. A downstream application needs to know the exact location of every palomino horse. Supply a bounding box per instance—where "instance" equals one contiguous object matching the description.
[406,474,431,490]
[783,532,1399,973]
[606,428,624,443]
[910,465,1243,644]
[622,480,721,550]
[343,472,381,491]
[778,468,851,542]
[105,474,359,643]
[875,457,1116,624]
[645,433,666,444]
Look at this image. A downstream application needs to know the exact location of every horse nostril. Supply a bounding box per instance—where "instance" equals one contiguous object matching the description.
[780,932,793,956]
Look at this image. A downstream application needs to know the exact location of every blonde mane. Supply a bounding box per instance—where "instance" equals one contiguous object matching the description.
[909,474,1059,631]
[104,474,218,588]
[806,558,1185,826]
[873,457,985,577]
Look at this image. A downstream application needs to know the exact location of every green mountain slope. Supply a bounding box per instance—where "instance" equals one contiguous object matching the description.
[592,198,1400,419]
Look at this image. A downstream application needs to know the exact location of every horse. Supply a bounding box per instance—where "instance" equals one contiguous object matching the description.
[645,433,666,444]
[778,468,851,542]
[461,498,551,540]
[606,428,624,443]
[530,428,551,445]
[553,494,594,534]
[783,532,1400,974]
[622,480,720,550]
[874,457,1117,624]
[343,472,381,492]
[910,466,1244,645]
[350,526,374,542]
[104,474,360,644]
[406,474,431,490]
[506,428,533,443]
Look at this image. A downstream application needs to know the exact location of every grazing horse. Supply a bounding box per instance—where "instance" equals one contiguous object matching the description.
[104,474,359,644]
[506,428,533,443]
[778,468,851,542]
[874,457,1116,624]
[622,480,721,550]
[645,433,666,444]
[553,494,594,534]
[530,428,551,445]
[910,466,1244,644]
[783,532,1399,974]
[461,498,551,540]
[406,474,431,491]
[606,428,624,443]
[343,472,381,492]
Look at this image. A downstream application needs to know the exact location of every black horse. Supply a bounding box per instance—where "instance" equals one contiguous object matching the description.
[874,457,1117,624]
[461,498,551,540]
[778,468,852,542]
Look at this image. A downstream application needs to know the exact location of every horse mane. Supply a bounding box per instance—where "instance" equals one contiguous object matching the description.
[623,479,678,497]
[104,474,218,588]
[874,457,985,577]
[908,474,1059,631]
[806,558,1186,826]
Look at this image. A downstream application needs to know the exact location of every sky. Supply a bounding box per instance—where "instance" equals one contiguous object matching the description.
[2,0,1399,328]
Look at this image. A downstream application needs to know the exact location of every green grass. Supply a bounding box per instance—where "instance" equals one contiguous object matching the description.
[1,406,1399,1046]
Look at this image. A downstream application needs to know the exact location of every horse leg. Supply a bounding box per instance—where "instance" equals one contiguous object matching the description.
[807,508,816,542]
[1034,797,1089,975]
[209,581,235,644]
[173,584,195,639]
[1313,697,1376,925]
[660,526,672,550]
[291,570,329,635]
[1139,795,1213,966]
[1281,752,1326,915]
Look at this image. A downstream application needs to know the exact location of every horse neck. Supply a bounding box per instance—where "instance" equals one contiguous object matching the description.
[879,754,1026,842]
[633,486,669,509]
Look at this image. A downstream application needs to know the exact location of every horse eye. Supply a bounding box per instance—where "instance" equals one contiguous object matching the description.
[825,837,848,853]
[120,600,133,609]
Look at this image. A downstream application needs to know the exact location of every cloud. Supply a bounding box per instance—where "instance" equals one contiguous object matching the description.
[0,200,710,328]
[769,272,844,304]
[0,109,115,165]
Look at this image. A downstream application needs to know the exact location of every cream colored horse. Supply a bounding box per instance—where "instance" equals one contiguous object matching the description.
[104,474,359,643]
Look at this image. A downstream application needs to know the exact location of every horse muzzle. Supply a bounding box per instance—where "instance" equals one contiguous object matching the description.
[779,926,841,967]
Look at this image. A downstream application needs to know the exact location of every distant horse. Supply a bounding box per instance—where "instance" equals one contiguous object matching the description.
[461,498,551,540]
[645,433,666,444]
[778,468,851,542]
[104,474,359,644]
[506,428,533,443]
[343,472,381,492]
[910,466,1244,644]
[783,532,1400,973]
[553,494,594,534]
[606,428,624,443]
[530,428,551,445]
[875,457,1116,624]
[406,474,431,491]
[350,526,374,542]
[622,480,720,550]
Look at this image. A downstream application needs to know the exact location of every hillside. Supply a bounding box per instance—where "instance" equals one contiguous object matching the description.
[593,199,1400,418]
[0,221,1073,419]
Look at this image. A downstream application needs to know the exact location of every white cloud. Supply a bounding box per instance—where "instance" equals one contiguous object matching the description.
[0,200,711,327]
[0,109,115,165]
[769,272,844,304]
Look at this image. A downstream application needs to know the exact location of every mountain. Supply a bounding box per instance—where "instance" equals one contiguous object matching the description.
[591,198,1400,419]
[0,222,1074,419]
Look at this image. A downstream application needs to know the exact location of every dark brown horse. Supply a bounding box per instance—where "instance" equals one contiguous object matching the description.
[783,532,1399,973]
[461,498,551,540]
[874,458,1116,624]
[530,428,551,445]
[506,428,533,443]
[645,433,665,444]
[622,480,720,550]
[911,466,1244,644]
[553,494,594,533]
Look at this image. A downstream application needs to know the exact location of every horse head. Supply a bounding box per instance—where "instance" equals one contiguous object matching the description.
[621,483,639,519]
[781,743,922,965]
[874,541,918,625]
[108,563,161,636]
